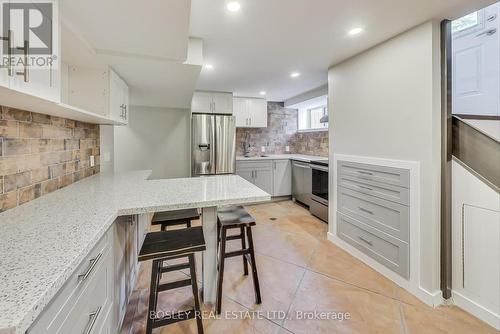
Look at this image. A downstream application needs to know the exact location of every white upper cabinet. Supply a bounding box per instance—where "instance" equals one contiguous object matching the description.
[109,69,129,124]
[192,91,233,114]
[233,97,267,128]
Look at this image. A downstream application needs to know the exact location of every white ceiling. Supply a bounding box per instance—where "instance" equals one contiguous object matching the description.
[190,0,497,102]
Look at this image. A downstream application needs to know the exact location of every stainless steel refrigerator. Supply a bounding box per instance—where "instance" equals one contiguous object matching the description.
[191,114,236,176]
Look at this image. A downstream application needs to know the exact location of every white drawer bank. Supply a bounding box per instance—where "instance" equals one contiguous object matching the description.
[28,214,148,334]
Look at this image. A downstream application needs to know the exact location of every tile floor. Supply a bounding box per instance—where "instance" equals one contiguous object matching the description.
[120,201,497,334]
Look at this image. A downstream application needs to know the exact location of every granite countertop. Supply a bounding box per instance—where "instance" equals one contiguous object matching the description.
[236,154,328,163]
[0,171,271,334]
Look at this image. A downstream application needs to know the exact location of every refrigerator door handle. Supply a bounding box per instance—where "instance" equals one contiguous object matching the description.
[198,143,210,151]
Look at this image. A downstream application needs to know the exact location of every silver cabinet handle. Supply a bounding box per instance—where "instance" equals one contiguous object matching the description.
[476,28,496,37]
[293,162,310,169]
[0,30,13,76]
[83,306,102,334]
[358,236,373,246]
[359,185,373,191]
[16,40,29,82]
[78,252,103,282]
[358,207,374,215]
[487,14,497,22]
[254,170,257,179]
[124,105,127,119]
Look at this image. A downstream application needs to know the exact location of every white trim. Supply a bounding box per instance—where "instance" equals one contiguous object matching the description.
[328,154,437,306]
[452,291,500,330]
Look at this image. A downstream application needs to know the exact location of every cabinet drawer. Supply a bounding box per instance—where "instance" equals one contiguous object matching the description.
[236,160,273,170]
[339,161,409,188]
[338,187,409,241]
[337,213,409,278]
[338,175,409,205]
[28,231,111,334]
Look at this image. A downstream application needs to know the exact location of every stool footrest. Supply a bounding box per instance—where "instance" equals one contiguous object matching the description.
[158,278,192,292]
[153,309,197,328]
[160,262,190,273]
[224,249,250,259]
[226,234,243,241]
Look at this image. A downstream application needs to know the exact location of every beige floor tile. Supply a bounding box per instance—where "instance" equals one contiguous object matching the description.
[222,253,306,322]
[308,240,396,298]
[283,271,403,334]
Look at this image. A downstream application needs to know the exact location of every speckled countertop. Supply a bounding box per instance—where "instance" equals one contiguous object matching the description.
[0,171,271,334]
[236,154,328,163]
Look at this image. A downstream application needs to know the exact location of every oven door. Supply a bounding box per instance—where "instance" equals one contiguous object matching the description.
[311,164,328,206]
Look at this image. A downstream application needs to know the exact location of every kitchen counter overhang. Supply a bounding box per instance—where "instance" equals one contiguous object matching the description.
[0,171,270,334]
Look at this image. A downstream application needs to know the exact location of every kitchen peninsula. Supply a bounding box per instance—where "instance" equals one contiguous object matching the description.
[0,171,270,334]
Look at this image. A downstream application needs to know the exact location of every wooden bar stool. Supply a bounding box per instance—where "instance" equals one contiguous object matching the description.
[152,208,200,231]
[216,206,262,314]
[139,227,206,334]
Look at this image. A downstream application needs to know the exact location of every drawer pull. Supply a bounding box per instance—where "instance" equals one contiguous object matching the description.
[83,306,102,334]
[78,252,103,282]
[358,207,374,215]
[358,236,373,246]
[357,171,373,175]
[358,185,373,191]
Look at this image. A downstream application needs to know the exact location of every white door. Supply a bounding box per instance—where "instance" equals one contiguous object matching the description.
[109,70,124,122]
[212,92,233,114]
[452,2,500,116]
[248,98,267,127]
[254,168,273,195]
[233,97,248,127]
[192,92,213,113]
[273,160,292,196]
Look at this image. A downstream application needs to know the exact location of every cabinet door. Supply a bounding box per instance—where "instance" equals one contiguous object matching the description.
[192,92,213,113]
[273,160,292,196]
[233,98,248,127]
[212,92,233,114]
[236,169,254,184]
[9,0,60,102]
[292,162,304,199]
[120,77,129,124]
[113,219,127,328]
[254,168,273,195]
[248,98,267,128]
[125,216,138,297]
[109,70,125,122]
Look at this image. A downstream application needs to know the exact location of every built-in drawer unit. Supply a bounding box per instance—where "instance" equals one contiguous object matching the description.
[339,161,410,188]
[338,187,409,241]
[337,213,409,278]
[28,230,113,334]
[337,160,410,279]
[236,160,273,170]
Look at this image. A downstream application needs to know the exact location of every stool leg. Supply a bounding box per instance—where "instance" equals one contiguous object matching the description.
[146,259,161,334]
[161,223,167,231]
[246,226,262,304]
[187,219,192,228]
[189,254,204,334]
[240,226,248,276]
[216,227,227,314]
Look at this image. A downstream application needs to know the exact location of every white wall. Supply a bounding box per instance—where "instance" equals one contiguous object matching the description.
[113,106,191,179]
[328,21,442,298]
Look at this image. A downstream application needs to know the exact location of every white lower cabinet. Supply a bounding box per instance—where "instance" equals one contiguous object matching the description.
[236,159,292,196]
[28,214,150,334]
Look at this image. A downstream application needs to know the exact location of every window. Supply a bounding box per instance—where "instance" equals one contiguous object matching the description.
[452,12,479,34]
[298,105,328,131]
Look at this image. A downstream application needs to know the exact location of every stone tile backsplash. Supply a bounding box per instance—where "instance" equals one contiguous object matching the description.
[0,106,100,212]
[236,102,328,157]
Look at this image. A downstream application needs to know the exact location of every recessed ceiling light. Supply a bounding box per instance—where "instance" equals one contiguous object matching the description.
[226,1,241,12]
[348,27,364,36]
[204,64,214,70]
[259,91,266,95]
[290,72,301,78]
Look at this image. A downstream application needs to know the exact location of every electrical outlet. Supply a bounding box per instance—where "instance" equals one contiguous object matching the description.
[89,155,95,167]
[285,146,290,152]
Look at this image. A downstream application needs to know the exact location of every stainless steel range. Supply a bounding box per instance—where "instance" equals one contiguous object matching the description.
[310,160,328,222]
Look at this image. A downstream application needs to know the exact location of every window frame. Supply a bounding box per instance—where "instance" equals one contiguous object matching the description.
[298,105,328,132]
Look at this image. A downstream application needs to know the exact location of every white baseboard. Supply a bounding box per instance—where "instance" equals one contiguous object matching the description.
[452,290,500,330]
[327,232,443,307]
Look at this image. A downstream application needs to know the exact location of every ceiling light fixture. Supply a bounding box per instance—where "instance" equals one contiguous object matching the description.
[204,64,214,70]
[259,91,266,95]
[226,1,241,12]
[348,27,364,36]
[290,72,300,78]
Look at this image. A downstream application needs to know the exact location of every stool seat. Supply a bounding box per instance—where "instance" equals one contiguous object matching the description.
[152,208,200,224]
[139,226,205,262]
[217,206,256,228]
